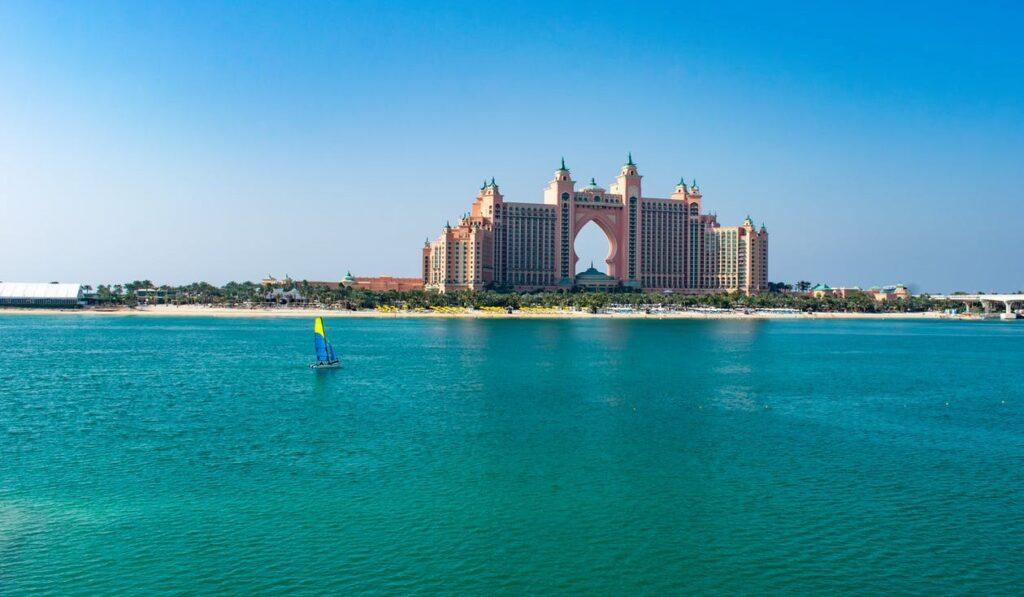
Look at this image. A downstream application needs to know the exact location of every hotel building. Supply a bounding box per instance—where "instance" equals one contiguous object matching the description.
[423,156,768,294]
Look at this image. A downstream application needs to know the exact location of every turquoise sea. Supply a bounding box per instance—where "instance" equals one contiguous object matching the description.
[1,315,1022,594]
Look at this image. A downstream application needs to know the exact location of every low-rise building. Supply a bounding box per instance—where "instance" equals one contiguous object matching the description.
[261,275,293,287]
[810,283,833,298]
[340,272,423,292]
[867,285,910,302]
[810,283,909,301]
[265,288,305,304]
[574,264,620,289]
[0,283,85,308]
[264,274,424,292]
[810,284,865,299]
[136,288,177,304]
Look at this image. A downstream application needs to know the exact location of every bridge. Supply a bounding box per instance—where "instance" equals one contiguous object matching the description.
[932,293,1024,317]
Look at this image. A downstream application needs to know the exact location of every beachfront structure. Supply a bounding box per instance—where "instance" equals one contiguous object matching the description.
[261,275,293,287]
[136,287,177,304]
[868,285,911,302]
[810,283,911,302]
[0,282,85,308]
[264,288,305,304]
[340,273,424,292]
[262,274,423,292]
[423,157,768,294]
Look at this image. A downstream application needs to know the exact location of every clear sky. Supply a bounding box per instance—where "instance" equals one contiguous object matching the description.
[1,1,1021,292]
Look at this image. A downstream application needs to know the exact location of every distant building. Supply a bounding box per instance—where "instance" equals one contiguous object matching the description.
[867,285,910,302]
[340,272,423,292]
[810,283,910,301]
[422,156,768,294]
[136,288,176,304]
[264,288,305,304]
[810,284,863,299]
[575,264,620,290]
[261,275,293,287]
[0,283,85,308]
[262,273,423,292]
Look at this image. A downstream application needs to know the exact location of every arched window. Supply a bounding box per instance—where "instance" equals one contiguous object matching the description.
[561,192,569,201]
[689,203,698,216]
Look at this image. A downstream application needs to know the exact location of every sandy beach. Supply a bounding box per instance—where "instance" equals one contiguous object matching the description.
[0,305,956,320]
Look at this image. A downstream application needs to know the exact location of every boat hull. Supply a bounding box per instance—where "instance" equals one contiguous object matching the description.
[309,361,342,369]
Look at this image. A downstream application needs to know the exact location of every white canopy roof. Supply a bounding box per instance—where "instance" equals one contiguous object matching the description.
[0,282,83,299]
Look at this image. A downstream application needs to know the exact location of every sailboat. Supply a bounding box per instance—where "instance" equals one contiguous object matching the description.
[310,317,341,369]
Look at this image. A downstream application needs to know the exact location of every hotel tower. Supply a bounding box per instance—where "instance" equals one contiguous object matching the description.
[423,156,768,294]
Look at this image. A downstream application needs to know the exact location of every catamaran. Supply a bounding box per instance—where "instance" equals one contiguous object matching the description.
[310,317,341,369]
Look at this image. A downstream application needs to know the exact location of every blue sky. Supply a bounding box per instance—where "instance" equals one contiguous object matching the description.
[1,1,1021,291]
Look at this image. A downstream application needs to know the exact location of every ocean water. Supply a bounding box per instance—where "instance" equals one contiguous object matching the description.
[1,315,1022,595]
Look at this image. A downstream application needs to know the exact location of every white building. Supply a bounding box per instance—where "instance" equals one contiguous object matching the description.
[0,283,85,308]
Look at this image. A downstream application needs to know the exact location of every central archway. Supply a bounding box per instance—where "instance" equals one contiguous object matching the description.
[572,211,621,279]
[574,221,612,274]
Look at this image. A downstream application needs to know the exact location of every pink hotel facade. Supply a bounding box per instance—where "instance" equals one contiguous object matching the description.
[422,156,768,294]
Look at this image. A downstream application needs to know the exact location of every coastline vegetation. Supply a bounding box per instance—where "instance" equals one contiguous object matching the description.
[89,280,944,314]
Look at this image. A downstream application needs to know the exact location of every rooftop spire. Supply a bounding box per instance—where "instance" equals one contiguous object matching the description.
[626,151,635,166]
[481,179,487,190]
[678,177,687,188]
[560,156,568,170]
[490,177,496,187]
[589,177,597,186]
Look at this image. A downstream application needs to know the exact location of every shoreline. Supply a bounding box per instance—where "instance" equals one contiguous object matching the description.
[0,305,961,320]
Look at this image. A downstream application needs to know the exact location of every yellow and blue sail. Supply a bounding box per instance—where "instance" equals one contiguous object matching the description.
[313,317,335,362]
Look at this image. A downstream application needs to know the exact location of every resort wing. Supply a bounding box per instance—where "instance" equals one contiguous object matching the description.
[313,317,330,362]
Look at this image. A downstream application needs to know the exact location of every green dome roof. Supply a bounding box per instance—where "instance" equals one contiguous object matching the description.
[576,263,613,280]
